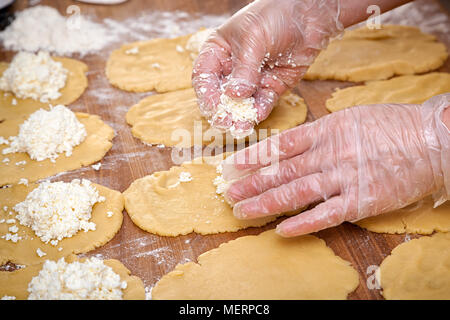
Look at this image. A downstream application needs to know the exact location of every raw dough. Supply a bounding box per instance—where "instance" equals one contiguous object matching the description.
[106,34,193,93]
[0,183,124,266]
[126,89,308,148]
[326,72,450,113]
[0,113,114,186]
[0,254,145,300]
[355,197,450,235]
[123,155,291,236]
[304,25,448,82]
[152,229,360,299]
[0,57,88,121]
[377,232,450,299]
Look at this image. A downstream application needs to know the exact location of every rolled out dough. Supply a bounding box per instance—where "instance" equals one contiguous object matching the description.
[304,25,448,82]
[123,155,292,236]
[0,57,88,121]
[152,229,360,299]
[126,90,308,148]
[0,113,115,186]
[106,34,193,93]
[0,254,145,300]
[326,72,450,113]
[378,232,450,300]
[0,183,124,266]
[355,197,450,235]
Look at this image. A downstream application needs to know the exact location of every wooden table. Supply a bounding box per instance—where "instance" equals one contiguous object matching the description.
[1,0,449,300]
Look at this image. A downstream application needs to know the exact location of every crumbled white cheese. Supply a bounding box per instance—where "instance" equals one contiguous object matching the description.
[27,257,128,300]
[36,248,47,257]
[6,219,15,224]
[0,219,5,223]
[0,137,9,145]
[1,233,22,243]
[3,105,87,162]
[18,178,28,186]
[3,206,7,212]
[186,28,214,59]
[8,225,18,233]
[2,158,10,164]
[212,93,257,138]
[106,211,114,218]
[151,63,161,69]
[0,51,68,103]
[15,160,26,166]
[11,98,17,106]
[125,47,139,55]
[1,295,16,300]
[13,179,105,245]
[91,163,102,171]
[213,175,228,195]
[178,171,193,182]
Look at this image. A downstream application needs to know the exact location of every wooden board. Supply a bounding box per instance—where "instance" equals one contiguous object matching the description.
[0,0,449,300]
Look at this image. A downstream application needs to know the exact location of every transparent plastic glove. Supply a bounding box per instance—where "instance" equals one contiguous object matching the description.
[192,0,343,137]
[221,94,450,237]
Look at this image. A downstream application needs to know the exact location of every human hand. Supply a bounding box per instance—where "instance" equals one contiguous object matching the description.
[192,0,343,138]
[221,94,450,237]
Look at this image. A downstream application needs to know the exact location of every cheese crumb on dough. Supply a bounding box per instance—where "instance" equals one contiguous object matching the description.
[36,248,47,258]
[125,47,139,55]
[2,105,87,162]
[91,163,102,171]
[1,296,16,300]
[13,179,105,245]
[0,51,68,103]
[27,257,127,300]
[178,171,193,182]
[213,93,257,138]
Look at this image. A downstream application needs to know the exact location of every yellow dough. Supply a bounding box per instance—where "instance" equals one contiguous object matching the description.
[326,72,450,113]
[304,25,448,82]
[123,155,290,236]
[152,229,360,299]
[355,197,450,235]
[377,232,450,300]
[0,57,88,121]
[106,34,193,93]
[126,89,308,148]
[0,183,124,266]
[0,113,114,186]
[0,254,145,300]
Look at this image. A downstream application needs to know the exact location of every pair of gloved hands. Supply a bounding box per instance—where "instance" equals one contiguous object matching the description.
[192,0,450,237]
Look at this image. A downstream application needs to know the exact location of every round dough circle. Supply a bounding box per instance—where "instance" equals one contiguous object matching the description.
[378,232,450,299]
[0,57,89,121]
[355,197,450,235]
[304,25,448,82]
[126,89,308,148]
[152,229,360,299]
[123,155,287,236]
[0,254,145,300]
[0,182,124,265]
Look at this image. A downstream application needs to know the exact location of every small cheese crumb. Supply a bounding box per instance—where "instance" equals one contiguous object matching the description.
[3,206,7,211]
[0,137,10,145]
[151,63,161,69]
[1,233,22,243]
[11,98,17,106]
[27,257,128,300]
[6,219,15,224]
[18,178,28,186]
[3,105,87,162]
[15,161,26,166]
[2,158,10,164]
[178,171,193,183]
[91,163,101,171]
[175,44,185,53]
[0,51,68,103]
[8,225,18,233]
[125,47,139,55]
[1,295,16,300]
[106,211,114,218]
[36,248,47,257]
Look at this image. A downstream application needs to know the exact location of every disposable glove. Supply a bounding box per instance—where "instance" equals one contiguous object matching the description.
[222,94,450,237]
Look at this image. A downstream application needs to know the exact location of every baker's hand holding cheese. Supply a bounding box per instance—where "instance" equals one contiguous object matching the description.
[192,0,450,237]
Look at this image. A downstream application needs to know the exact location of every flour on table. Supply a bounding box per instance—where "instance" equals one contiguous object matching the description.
[0,51,68,103]
[13,179,105,246]
[27,257,127,300]
[2,105,87,162]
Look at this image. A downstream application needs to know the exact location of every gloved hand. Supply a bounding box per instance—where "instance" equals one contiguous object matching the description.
[192,0,343,136]
[221,94,450,237]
